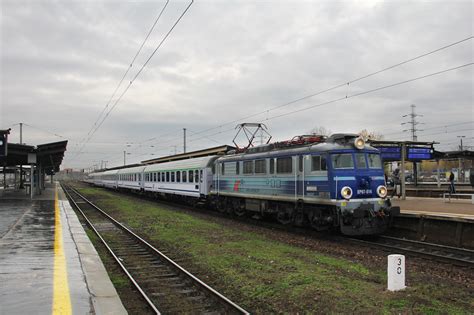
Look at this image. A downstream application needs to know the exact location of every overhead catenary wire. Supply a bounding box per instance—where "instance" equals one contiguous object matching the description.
[89,1,194,137]
[81,0,170,144]
[113,62,474,165]
[71,0,189,161]
[128,36,474,151]
[383,121,473,137]
[73,35,472,168]
[182,36,474,140]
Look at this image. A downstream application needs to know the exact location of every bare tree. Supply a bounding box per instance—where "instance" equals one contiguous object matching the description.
[309,126,332,136]
[358,129,384,141]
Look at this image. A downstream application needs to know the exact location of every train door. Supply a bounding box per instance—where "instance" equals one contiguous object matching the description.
[297,155,305,199]
[195,170,201,194]
[269,157,280,196]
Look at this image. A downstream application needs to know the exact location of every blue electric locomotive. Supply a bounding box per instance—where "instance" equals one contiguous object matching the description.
[211,134,399,235]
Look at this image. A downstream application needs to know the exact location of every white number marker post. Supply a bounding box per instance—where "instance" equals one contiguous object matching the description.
[387,254,406,291]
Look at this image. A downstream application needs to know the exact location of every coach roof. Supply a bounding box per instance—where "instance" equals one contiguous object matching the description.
[144,156,218,172]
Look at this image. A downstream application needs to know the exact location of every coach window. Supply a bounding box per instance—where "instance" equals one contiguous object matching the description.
[221,163,225,176]
[243,161,253,175]
[311,156,322,171]
[195,170,199,183]
[276,157,293,174]
[171,172,175,182]
[162,172,165,182]
[367,153,382,169]
[236,161,240,175]
[355,153,366,169]
[255,159,266,174]
[299,156,303,172]
[331,154,354,169]
[177,171,181,182]
[182,171,187,182]
[166,172,170,182]
[189,170,194,183]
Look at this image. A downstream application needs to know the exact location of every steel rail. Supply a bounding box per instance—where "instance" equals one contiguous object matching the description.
[347,235,474,267]
[62,183,249,315]
[62,184,161,314]
[81,180,474,266]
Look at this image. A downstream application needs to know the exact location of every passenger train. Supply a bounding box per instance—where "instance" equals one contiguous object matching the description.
[86,133,400,235]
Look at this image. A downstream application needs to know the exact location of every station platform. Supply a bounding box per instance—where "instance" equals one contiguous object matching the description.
[0,183,126,314]
[391,196,474,220]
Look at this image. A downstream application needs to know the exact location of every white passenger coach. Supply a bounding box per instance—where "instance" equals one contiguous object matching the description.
[87,156,218,198]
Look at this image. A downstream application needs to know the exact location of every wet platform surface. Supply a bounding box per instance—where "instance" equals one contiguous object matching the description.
[0,183,126,314]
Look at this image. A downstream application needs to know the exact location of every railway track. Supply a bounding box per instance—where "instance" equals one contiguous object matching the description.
[61,184,249,315]
[347,235,474,267]
[74,182,474,269]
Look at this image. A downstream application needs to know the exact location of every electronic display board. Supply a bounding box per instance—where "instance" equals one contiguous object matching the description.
[379,147,401,160]
[407,147,432,160]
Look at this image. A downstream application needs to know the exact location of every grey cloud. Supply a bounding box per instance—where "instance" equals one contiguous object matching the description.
[1,0,472,168]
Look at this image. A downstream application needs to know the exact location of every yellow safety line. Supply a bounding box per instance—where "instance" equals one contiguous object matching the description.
[52,185,72,315]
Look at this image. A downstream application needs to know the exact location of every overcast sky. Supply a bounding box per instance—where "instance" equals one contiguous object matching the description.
[1,0,473,169]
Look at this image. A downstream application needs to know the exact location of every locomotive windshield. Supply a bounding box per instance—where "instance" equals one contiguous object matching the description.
[331,154,354,169]
[331,153,382,170]
[355,153,366,169]
[367,153,382,168]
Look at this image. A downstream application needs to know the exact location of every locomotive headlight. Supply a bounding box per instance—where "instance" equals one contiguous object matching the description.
[340,186,353,200]
[377,185,388,198]
[354,137,365,149]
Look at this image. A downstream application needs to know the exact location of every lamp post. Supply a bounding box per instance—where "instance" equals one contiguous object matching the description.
[457,136,466,182]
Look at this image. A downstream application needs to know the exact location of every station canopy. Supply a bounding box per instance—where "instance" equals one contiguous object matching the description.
[0,140,68,175]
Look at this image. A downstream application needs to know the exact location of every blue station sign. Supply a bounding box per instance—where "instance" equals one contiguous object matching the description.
[379,147,401,160]
[407,147,433,160]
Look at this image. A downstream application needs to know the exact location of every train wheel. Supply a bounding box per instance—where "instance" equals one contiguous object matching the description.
[308,209,329,231]
[277,208,293,225]
[234,207,246,217]
[216,198,226,213]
